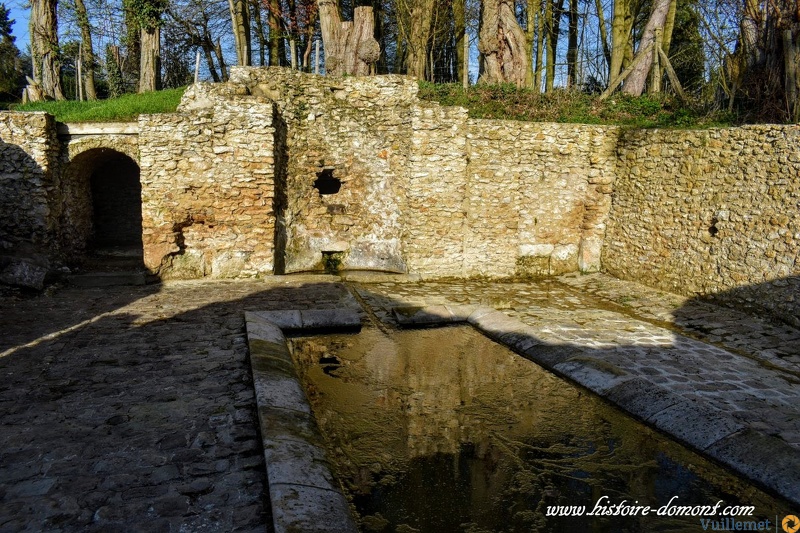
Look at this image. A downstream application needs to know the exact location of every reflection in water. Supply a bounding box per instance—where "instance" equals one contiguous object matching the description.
[291,326,791,533]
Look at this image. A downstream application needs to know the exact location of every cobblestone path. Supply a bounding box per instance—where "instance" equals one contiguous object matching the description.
[0,279,352,532]
[1,274,798,531]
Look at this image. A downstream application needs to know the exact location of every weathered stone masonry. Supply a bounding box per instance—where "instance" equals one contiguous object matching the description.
[605,126,800,325]
[1,67,798,323]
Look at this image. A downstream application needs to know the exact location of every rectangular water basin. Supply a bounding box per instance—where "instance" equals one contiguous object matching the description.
[289,325,793,533]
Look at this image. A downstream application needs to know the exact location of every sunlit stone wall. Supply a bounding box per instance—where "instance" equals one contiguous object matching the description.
[604,126,800,325]
[138,86,278,278]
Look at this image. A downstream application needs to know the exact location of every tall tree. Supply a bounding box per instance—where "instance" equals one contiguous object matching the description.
[167,0,229,81]
[229,0,250,65]
[566,0,578,86]
[396,0,435,78]
[545,0,565,91]
[73,0,97,99]
[0,4,22,99]
[30,0,66,99]
[124,0,167,92]
[478,0,528,86]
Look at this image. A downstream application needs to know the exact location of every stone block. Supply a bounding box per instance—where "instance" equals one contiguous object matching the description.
[605,378,682,421]
[269,484,358,533]
[706,429,800,505]
[646,400,744,451]
[0,257,49,290]
[300,309,361,330]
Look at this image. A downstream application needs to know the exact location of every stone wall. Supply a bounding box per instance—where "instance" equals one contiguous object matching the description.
[0,112,61,288]
[138,86,278,278]
[226,68,416,274]
[219,67,616,278]
[604,126,800,324]
[2,70,798,317]
[0,112,60,251]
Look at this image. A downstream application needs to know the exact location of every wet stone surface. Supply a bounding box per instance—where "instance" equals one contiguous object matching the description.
[2,274,799,530]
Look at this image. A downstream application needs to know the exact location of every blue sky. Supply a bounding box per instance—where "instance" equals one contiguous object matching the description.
[5,1,29,51]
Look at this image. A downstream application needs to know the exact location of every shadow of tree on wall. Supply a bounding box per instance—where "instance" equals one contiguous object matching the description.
[685,276,800,329]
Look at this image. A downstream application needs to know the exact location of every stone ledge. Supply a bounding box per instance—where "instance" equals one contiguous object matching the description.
[57,122,139,137]
[245,310,360,533]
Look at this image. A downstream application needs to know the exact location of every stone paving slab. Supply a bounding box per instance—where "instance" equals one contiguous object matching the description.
[2,274,800,530]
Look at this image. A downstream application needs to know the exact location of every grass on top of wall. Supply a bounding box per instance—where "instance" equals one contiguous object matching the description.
[418,82,737,128]
[12,87,186,123]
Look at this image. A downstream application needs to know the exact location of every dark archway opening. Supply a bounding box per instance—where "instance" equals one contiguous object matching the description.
[90,155,142,250]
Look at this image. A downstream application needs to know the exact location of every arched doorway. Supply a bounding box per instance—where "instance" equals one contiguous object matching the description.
[62,147,143,271]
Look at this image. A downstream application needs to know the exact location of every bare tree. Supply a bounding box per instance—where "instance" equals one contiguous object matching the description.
[621,0,671,95]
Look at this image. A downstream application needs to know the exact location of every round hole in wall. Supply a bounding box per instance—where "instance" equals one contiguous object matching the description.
[314,169,342,195]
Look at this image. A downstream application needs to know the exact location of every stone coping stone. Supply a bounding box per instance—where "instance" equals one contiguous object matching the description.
[706,430,800,504]
[340,271,422,283]
[245,311,359,533]
[388,303,800,506]
[57,122,139,136]
[248,309,361,332]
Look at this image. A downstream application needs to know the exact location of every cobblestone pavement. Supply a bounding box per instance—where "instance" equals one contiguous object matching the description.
[0,278,352,533]
[1,273,799,531]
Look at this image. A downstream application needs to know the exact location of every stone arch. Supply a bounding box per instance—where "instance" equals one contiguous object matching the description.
[60,143,143,264]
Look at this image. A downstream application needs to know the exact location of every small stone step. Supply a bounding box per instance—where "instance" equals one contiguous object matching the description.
[66,271,153,287]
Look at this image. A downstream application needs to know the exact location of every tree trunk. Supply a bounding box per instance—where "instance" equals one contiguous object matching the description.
[622,0,671,96]
[29,0,65,100]
[609,0,633,82]
[267,0,282,65]
[524,0,541,89]
[405,0,435,78]
[139,26,161,92]
[251,0,266,66]
[785,27,800,121]
[453,0,466,84]
[478,0,528,86]
[215,37,228,80]
[319,1,379,76]
[594,0,610,70]
[73,0,96,99]
[229,0,251,65]
[567,0,578,87]
[202,41,220,82]
[545,0,565,91]
[535,0,544,90]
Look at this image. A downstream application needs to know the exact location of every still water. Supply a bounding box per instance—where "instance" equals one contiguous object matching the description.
[290,326,792,533]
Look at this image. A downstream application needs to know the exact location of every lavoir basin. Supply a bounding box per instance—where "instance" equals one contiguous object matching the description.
[287,325,793,533]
